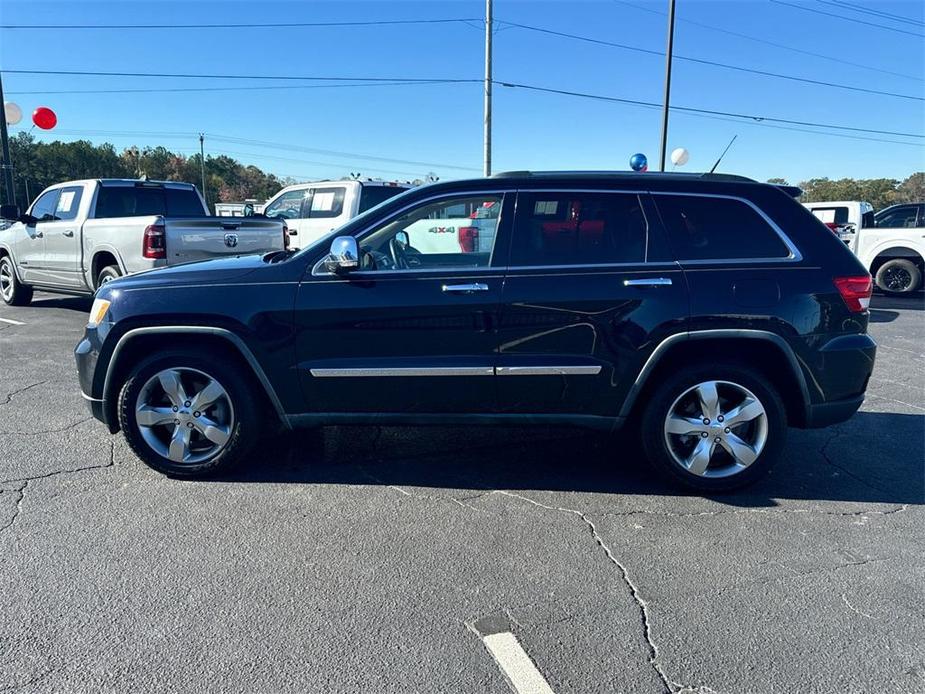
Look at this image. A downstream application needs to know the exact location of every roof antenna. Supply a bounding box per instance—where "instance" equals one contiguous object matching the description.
[708,135,738,174]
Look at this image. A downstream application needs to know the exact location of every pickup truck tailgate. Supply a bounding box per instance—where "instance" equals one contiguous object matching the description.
[165,217,284,264]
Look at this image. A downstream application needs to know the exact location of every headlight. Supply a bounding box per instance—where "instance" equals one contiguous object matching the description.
[87,298,111,328]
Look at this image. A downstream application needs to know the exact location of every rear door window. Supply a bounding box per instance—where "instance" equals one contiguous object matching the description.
[308,187,346,219]
[510,192,649,266]
[654,194,791,261]
[358,186,407,214]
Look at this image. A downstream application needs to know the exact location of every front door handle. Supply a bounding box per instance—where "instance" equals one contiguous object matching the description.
[443,283,489,294]
[624,277,673,287]
[63,230,75,237]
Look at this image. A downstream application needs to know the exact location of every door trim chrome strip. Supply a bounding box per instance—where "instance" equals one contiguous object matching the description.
[496,365,602,376]
[309,366,495,377]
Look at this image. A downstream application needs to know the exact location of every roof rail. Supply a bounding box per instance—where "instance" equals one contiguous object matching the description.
[491,170,757,183]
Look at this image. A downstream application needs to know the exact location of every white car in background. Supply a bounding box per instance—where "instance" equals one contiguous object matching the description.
[262,179,411,250]
[804,200,925,294]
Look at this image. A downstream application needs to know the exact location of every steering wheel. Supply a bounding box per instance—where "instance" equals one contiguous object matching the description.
[389,237,410,269]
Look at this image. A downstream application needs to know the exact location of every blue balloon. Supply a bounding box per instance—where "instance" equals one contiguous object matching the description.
[630,153,648,172]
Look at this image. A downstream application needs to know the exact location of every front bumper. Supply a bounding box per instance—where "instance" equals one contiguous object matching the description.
[75,327,117,431]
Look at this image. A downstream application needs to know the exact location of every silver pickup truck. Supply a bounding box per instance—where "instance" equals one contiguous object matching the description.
[0,179,286,306]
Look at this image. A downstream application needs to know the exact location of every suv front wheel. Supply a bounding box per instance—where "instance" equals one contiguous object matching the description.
[641,364,786,492]
[118,351,260,477]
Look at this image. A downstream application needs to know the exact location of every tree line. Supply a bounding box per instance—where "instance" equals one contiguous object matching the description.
[4,132,294,210]
[768,173,924,211]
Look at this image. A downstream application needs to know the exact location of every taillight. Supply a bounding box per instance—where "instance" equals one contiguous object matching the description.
[823,222,839,233]
[834,275,872,313]
[459,226,478,253]
[283,223,290,250]
[142,224,166,259]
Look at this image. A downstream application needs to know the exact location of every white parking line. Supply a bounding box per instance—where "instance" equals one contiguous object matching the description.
[481,631,556,694]
[0,317,25,325]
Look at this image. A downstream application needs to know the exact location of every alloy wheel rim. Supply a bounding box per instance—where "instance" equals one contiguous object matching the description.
[884,266,911,291]
[136,367,235,465]
[0,262,13,301]
[663,380,768,478]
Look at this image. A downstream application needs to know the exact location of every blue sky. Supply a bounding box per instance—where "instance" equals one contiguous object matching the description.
[1,0,923,185]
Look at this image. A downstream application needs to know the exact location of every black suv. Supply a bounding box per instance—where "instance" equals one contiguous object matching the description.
[75,171,876,491]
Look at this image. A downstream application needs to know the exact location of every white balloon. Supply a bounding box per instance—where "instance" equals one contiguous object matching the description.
[4,101,22,126]
[670,147,690,166]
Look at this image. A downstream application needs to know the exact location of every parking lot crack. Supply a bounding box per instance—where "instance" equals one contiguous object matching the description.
[0,481,28,536]
[2,417,93,437]
[819,426,894,495]
[0,438,115,486]
[494,490,688,694]
[0,381,47,407]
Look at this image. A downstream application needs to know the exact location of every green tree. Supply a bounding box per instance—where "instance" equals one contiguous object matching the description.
[896,172,925,203]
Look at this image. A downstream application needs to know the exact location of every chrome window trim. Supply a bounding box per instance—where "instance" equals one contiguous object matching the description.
[310,188,514,277]
[310,366,494,378]
[648,190,803,263]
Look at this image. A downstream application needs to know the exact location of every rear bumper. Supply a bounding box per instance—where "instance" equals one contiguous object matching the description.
[805,394,865,428]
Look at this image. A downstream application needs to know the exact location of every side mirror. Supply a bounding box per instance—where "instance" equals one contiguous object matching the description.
[324,236,360,273]
[0,204,20,221]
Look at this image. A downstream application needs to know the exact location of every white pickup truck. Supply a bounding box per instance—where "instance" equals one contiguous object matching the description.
[0,179,286,306]
[803,200,925,295]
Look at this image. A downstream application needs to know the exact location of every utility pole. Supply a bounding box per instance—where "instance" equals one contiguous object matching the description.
[483,0,492,177]
[0,71,16,208]
[199,133,207,207]
[657,0,677,172]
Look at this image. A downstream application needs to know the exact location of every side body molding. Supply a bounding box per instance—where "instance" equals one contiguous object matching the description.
[618,329,812,419]
[102,326,289,427]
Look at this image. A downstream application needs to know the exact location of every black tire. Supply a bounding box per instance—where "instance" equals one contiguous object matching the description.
[875,259,921,295]
[118,350,261,477]
[96,264,121,288]
[640,363,787,492]
[0,255,33,306]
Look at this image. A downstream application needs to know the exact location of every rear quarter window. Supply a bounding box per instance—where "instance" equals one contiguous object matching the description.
[654,194,791,261]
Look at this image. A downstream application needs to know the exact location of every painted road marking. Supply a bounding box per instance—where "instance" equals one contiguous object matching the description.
[0,317,24,325]
[483,632,556,694]
[469,611,556,694]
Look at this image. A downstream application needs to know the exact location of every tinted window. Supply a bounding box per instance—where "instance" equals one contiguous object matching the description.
[264,189,306,220]
[165,188,206,216]
[511,192,648,266]
[655,195,790,260]
[94,186,205,219]
[354,194,503,272]
[308,187,346,219]
[54,186,84,221]
[875,206,918,229]
[358,185,407,214]
[30,189,61,222]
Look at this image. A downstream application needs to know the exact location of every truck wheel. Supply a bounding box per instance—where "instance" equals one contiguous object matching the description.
[118,350,261,478]
[0,256,33,306]
[875,259,921,295]
[96,265,121,287]
[640,363,787,492]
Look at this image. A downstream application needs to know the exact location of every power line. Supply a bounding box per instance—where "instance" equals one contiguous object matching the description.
[824,0,925,27]
[6,80,467,96]
[496,80,925,139]
[0,17,482,30]
[611,0,922,81]
[1,69,481,84]
[499,20,923,101]
[770,0,925,38]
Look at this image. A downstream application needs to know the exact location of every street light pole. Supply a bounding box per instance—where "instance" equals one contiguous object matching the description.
[483,0,493,177]
[0,72,16,207]
[199,133,207,208]
[657,0,677,172]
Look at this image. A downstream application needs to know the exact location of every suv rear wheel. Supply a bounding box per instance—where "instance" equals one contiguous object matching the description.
[641,364,786,492]
[0,256,33,306]
[118,351,260,477]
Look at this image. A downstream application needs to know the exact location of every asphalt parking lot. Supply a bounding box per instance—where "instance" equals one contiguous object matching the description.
[0,292,922,694]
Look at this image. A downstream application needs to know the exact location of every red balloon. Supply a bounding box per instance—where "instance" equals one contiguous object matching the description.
[32,106,57,130]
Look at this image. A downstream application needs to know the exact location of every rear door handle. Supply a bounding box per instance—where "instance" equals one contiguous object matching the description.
[443,283,489,294]
[624,277,673,287]
[63,230,75,237]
